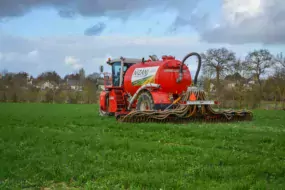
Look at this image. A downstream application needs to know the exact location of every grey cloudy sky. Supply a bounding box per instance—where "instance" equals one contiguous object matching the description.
[0,0,284,76]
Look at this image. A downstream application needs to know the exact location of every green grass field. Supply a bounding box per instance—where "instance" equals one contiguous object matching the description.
[0,103,285,189]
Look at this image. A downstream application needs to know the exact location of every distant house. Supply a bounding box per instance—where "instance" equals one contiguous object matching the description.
[209,83,215,92]
[26,75,33,86]
[96,77,105,90]
[66,78,82,91]
[36,81,59,90]
[87,72,101,80]
[223,73,258,90]
[224,81,237,89]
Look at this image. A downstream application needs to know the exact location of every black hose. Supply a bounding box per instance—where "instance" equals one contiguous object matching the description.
[176,52,202,86]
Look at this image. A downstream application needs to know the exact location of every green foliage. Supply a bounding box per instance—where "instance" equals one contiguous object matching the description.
[12,92,17,102]
[0,103,285,189]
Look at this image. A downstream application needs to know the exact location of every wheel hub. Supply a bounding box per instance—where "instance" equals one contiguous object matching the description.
[139,100,150,111]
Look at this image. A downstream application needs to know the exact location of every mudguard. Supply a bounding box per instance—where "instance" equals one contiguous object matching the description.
[149,91,172,105]
[99,91,108,111]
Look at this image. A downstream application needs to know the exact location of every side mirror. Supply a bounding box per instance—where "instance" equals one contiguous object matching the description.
[99,65,104,73]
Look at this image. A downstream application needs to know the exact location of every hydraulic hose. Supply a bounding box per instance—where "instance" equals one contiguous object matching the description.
[176,52,202,86]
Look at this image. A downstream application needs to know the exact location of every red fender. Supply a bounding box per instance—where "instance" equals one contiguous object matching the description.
[149,91,172,104]
[99,91,108,111]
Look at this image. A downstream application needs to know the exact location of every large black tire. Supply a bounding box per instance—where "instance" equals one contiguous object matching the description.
[99,108,110,116]
[136,91,154,111]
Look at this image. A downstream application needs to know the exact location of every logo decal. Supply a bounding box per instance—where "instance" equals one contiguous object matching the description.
[131,66,159,86]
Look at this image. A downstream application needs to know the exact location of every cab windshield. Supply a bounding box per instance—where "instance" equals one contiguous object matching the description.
[112,62,133,86]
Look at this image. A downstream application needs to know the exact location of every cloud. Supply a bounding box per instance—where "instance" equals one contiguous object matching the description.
[0,32,221,76]
[0,0,201,19]
[64,56,77,65]
[195,0,285,44]
[0,0,204,37]
[170,13,209,33]
[27,50,39,58]
[3,0,283,45]
[2,32,281,77]
[84,22,106,36]
[0,51,41,74]
[146,28,152,35]
[165,0,285,45]
[58,9,77,18]
[65,56,82,70]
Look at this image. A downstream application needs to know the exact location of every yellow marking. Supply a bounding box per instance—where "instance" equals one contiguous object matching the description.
[142,76,155,85]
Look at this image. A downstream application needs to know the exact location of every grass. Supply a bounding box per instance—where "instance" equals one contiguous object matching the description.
[0,103,285,189]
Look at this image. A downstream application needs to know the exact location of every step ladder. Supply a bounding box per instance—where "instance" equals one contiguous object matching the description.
[114,89,126,111]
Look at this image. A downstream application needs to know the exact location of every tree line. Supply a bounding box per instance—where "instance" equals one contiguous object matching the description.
[0,68,102,104]
[0,48,284,109]
[199,48,285,109]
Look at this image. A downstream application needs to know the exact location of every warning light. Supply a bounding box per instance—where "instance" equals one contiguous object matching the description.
[106,58,111,63]
[214,101,220,105]
[189,93,196,101]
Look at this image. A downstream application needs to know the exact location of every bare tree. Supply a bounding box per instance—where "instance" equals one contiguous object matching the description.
[79,68,85,85]
[274,68,285,109]
[275,52,285,68]
[1,69,8,77]
[245,49,274,94]
[274,53,285,108]
[229,58,254,108]
[83,78,98,103]
[37,71,61,84]
[231,59,251,79]
[201,48,236,98]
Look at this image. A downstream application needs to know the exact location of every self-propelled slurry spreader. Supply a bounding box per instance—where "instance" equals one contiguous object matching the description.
[99,52,253,123]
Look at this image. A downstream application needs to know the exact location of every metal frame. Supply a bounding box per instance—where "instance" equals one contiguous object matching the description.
[119,57,124,87]
[184,100,215,105]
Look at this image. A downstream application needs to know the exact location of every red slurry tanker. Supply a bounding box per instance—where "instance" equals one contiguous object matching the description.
[99,52,253,123]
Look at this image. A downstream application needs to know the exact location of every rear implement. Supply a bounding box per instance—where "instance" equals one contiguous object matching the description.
[115,87,253,123]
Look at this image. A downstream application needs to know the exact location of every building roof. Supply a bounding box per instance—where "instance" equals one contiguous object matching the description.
[66,79,80,86]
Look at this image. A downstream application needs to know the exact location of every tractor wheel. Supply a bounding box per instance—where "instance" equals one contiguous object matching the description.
[99,108,109,116]
[99,108,114,116]
[136,91,154,111]
[99,93,112,116]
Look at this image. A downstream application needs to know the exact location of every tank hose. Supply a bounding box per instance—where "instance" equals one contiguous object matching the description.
[176,52,202,86]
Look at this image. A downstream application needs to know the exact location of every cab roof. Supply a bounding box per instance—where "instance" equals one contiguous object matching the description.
[107,58,142,65]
